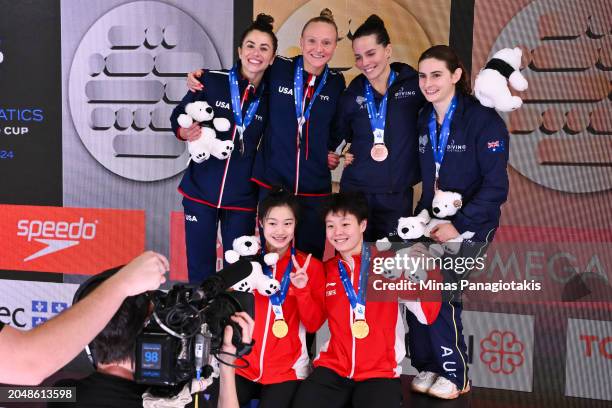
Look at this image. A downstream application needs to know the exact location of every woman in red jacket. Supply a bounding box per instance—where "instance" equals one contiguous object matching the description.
[293,192,407,408]
[234,188,326,408]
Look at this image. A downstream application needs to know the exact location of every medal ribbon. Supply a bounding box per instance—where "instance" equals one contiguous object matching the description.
[363,70,396,145]
[337,243,371,321]
[294,56,329,139]
[428,95,457,180]
[229,65,263,148]
[263,247,296,320]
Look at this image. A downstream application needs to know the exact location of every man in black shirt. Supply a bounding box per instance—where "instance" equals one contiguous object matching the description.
[49,267,153,408]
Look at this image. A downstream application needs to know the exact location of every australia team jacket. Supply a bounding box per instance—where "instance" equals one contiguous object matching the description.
[334,62,425,193]
[415,93,510,242]
[236,249,326,384]
[170,67,268,211]
[303,253,407,381]
[251,55,346,195]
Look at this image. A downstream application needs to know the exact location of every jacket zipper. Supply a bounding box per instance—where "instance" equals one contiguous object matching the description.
[217,84,252,207]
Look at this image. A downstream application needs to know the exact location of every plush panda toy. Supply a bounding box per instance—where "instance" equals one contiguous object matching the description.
[177,100,234,163]
[474,47,528,112]
[224,236,280,296]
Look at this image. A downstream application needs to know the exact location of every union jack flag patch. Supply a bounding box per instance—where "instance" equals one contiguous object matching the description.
[487,140,504,152]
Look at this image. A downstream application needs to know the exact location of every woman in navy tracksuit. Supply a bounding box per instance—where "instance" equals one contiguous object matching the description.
[406,45,509,399]
[170,15,277,283]
[189,9,345,261]
[250,9,346,260]
[333,15,425,242]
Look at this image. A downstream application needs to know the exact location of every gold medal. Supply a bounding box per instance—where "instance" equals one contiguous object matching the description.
[272,319,289,338]
[351,320,370,339]
[370,144,388,162]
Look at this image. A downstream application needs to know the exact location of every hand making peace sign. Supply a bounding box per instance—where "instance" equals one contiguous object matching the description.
[290,254,312,289]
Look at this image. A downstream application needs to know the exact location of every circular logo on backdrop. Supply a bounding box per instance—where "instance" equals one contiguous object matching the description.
[490,0,612,193]
[68,2,222,181]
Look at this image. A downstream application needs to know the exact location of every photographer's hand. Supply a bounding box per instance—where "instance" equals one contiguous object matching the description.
[108,251,169,297]
[290,253,312,289]
[219,312,254,408]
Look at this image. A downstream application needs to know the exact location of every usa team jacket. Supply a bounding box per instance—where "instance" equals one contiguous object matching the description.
[334,62,425,193]
[170,67,268,211]
[303,253,407,381]
[251,56,346,195]
[415,93,510,242]
[237,249,326,384]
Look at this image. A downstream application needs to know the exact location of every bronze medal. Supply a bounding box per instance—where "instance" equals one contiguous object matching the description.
[370,144,388,162]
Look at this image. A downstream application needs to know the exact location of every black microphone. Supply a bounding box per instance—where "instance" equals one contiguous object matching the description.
[194,259,252,301]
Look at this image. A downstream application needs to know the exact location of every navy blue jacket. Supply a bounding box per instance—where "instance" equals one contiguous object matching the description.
[170,68,268,211]
[415,93,509,242]
[334,62,425,193]
[251,56,346,195]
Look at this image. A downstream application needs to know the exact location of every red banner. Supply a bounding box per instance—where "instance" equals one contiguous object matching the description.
[0,205,145,275]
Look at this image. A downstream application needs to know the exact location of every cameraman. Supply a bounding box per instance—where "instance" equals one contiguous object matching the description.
[47,269,253,408]
[49,265,154,407]
[0,251,168,386]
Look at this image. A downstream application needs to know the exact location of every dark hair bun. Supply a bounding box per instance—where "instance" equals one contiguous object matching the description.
[364,14,384,28]
[254,13,274,31]
[320,8,334,21]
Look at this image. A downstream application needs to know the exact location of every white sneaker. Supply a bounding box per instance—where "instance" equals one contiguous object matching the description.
[427,376,470,400]
[411,371,438,394]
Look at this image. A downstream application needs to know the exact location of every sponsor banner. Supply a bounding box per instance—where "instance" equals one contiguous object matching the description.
[0,279,79,330]
[403,311,534,391]
[565,318,612,401]
[0,205,145,275]
[463,311,534,391]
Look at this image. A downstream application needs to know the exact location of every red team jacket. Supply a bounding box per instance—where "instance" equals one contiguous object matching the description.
[304,253,408,381]
[236,249,326,384]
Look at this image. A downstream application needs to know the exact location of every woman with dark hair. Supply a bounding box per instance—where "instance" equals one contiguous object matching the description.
[188,9,346,261]
[292,192,406,408]
[229,187,326,408]
[170,14,277,283]
[407,45,509,399]
[333,14,426,241]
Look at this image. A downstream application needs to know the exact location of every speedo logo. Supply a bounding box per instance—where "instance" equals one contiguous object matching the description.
[17,218,98,262]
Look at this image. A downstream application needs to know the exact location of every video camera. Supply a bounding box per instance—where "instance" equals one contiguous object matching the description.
[134,259,255,389]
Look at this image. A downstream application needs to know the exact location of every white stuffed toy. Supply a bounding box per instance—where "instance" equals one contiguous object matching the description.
[177,101,233,163]
[224,236,280,296]
[424,190,474,255]
[375,210,435,281]
[474,47,528,112]
[376,209,430,251]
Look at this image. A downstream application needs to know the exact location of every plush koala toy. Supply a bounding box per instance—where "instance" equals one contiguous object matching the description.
[224,236,280,296]
[177,101,233,163]
[424,190,474,255]
[474,47,528,112]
